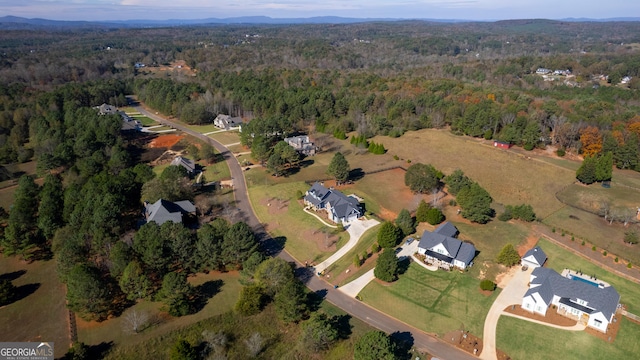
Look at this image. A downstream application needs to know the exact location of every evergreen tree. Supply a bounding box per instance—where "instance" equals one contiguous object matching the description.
[496,244,521,267]
[158,272,194,316]
[404,163,443,193]
[235,284,265,316]
[354,331,397,360]
[37,174,64,241]
[374,248,399,282]
[170,339,198,360]
[3,175,41,259]
[425,207,445,225]
[119,260,153,301]
[415,200,431,223]
[443,169,473,196]
[274,279,307,323]
[377,221,401,248]
[576,155,598,184]
[66,264,112,321]
[395,209,415,236]
[456,182,494,224]
[300,313,339,352]
[326,152,350,183]
[595,151,613,182]
[221,222,258,269]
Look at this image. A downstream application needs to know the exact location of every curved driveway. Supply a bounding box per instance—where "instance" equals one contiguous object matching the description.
[132,101,477,360]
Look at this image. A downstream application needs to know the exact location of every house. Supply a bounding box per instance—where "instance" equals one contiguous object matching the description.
[144,199,196,225]
[417,222,476,270]
[213,114,243,130]
[170,156,196,175]
[284,135,317,156]
[304,182,363,224]
[536,68,551,75]
[120,112,142,132]
[97,103,117,115]
[522,267,620,333]
[622,76,632,84]
[493,140,512,149]
[521,246,547,268]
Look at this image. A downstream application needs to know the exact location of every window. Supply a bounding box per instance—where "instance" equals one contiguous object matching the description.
[594,319,602,327]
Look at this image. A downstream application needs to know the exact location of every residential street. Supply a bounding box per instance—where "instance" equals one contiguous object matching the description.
[132,101,478,360]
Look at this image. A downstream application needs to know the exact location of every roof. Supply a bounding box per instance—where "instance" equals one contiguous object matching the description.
[145,199,195,225]
[170,156,196,173]
[522,246,547,266]
[214,114,243,128]
[98,103,117,115]
[526,267,620,320]
[304,182,362,221]
[418,222,476,266]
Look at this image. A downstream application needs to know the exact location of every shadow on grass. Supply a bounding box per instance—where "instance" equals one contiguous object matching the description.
[306,289,327,312]
[87,341,113,359]
[10,283,41,304]
[397,258,411,275]
[390,331,414,360]
[0,270,26,282]
[193,280,224,313]
[331,314,353,339]
[349,168,365,181]
[260,235,286,257]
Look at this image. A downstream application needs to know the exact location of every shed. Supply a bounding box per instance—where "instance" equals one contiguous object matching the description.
[521,246,547,268]
[493,141,512,149]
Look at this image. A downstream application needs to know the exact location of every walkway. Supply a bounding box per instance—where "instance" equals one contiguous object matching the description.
[303,207,337,228]
[314,218,379,274]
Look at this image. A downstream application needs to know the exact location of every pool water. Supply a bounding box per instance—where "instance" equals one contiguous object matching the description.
[570,275,599,287]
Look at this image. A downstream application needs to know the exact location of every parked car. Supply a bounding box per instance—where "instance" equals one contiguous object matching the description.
[394,247,403,254]
[405,237,414,245]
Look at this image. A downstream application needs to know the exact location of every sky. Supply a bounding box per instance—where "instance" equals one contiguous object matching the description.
[0,0,638,22]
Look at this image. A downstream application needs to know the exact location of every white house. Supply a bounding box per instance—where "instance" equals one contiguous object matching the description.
[522,267,620,333]
[284,135,317,156]
[536,68,551,75]
[304,182,363,224]
[170,156,196,175]
[521,246,547,268]
[417,222,476,270]
[213,114,243,130]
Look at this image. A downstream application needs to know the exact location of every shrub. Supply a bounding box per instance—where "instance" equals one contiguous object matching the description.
[296,190,304,199]
[603,251,608,256]
[449,199,457,206]
[354,255,361,268]
[628,262,633,269]
[523,143,535,151]
[557,148,566,157]
[361,250,369,261]
[483,129,493,140]
[552,227,556,233]
[496,244,521,267]
[581,240,585,246]
[592,246,596,251]
[561,231,565,237]
[480,279,496,291]
[371,243,381,253]
[615,257,619,263]
[571,236,575,241]
[393,155,399,160]
[624,230,639,244]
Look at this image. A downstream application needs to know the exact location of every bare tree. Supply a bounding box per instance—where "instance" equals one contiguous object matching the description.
[245,332,264,357]
[123,309,149,334]
[430,188,442,208]
[622,208,636,227]
[600,201,611,222]
[431,111,445,129]
[202,330,228,358]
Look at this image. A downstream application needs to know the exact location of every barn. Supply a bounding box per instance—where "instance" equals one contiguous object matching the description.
[493,140,512,149]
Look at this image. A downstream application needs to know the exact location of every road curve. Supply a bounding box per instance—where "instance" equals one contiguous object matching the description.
[131,100,478,360]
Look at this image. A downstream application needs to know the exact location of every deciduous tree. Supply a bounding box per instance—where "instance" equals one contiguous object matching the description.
[404,163,442,193]
[353,331,397,360]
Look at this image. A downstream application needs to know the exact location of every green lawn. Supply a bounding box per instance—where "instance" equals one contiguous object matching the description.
[538,238,640,315]
[359,263,499,337]
[185,124,221,134]
[79,271,242,350]
[130,115,157,126]
[556,182,640,214]
[0,257,69,358]
[325,224,380,286]
[207,131,241,146]
[201,158,231,182]
[496,316,640,360]
[248,182,346,264]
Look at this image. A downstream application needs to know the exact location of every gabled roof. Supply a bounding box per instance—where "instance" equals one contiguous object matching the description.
[526,267,620,320]
[145,199,195,225]
[170,156,195,174]
[434,221,459,238]
[418,222,476,266]
[522,246,547,266]
[304,182,362,221]
[98,103,117,115]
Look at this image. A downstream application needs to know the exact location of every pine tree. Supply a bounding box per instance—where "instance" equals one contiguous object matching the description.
[326,152,350,183]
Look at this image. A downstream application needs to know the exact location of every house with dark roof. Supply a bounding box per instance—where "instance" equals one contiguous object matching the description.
[170,156,196,175]
[522,267,620,333]
[521,246,547,268]
[97,103,117,115]
[417,222,475,270]
[304,182,363,224]
[284,135,317,156]
[213,114,243,130]
[144,199,196,225]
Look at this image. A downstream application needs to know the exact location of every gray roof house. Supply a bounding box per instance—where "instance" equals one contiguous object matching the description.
[97,103,117,115]
[521,246,547,268]
[213,114,243,130]
[145,199,196,225]
[304,182,363,224]
[170,156,196,175]
[522,267,620,333]
[284,135,317,156]
[417,222,475,270]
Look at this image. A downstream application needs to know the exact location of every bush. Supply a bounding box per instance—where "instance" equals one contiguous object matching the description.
[523,143,535,151]
[603,251,608,256]
[496,244,521,267]
[483,129,493,140]
[628,262,633,269]
[624,230,639,244]
[581,240,585,246]
[371,243,381,253]
[354,255,361,268]
[425,207,445,225]
[556,148,566,157]
[498,210,512,222]
[552,228,556,233]
[592,246,596,251]
[480,279,496,291]
[571,236,575,241]
[295,190,304,199]
[393,155,399,160]
[615,257,619,262]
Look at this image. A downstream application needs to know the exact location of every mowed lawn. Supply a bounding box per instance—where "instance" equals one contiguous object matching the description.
[79,271,242,350]
[248,182,346,264]
[377,129,575,218]
[207,131,241,146]
[537,238,640,315]
[328,225,380,286]
[0,257,69,358]
[496,316,640,360]
[359,263,499,337]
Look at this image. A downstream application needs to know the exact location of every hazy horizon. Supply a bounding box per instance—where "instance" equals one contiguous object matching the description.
[1,0,638,22]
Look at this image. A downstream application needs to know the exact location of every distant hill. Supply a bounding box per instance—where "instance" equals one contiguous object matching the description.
[0,15,638,30]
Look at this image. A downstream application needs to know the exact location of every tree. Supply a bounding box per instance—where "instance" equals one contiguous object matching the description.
[274,279,308,323]
[123,309,150,334]
[624,230,639,244]
[235,284,266,316]
[576,155,598,184]
[66,264,112,321]
[194,220,227,272]
[200,144,217,164]
[377,221,401,248]
[221,221,258,269]
[140,165,193,203]
[119,260,153,301]
[0,279,16,306]
[37,174,64,240]
[3,175,40,258]
[158,272,194,316]
[374,248,399,282]
[404,163,443,193]
[444,169,473,196]
[425,207,445,225]
[480,279,497,291]
[245,332,265,357]
[415,200,431,223]
[353,331,396,360]
[395,209,415,236]
[255,257,294,295]
[300,313,338,352]
[170,339,198,360]
[595,151,613,182]
[456,182,494,224]
[108,241,132,279]
[326,152,350,183]
[580,126,603,157]
[133,222,171,276]
[496,244,521,267]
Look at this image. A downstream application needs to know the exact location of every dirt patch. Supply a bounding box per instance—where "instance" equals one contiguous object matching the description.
[504,305,578,327]
[495,266,518,289]
[517,233,539,256]
[443,330,485,358]
[259,197,289,216]
[378,207,398,221]
[149,134,184,149]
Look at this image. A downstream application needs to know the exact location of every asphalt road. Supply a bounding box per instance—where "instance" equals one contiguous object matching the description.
[132,101,479,360]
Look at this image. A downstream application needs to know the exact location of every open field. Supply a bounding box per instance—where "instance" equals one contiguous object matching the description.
[556,182,640,214]
[538,238,640,314]
[377,129,575,219]
[186,124,222,134]
[248,182,347,264]
[0,257,69,358]
[360,262,499,337]
[496,316,640,360]
[79,271,242,350]
[207,131,242,146]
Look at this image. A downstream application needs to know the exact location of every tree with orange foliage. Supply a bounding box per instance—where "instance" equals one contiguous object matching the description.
[580,126,602,157]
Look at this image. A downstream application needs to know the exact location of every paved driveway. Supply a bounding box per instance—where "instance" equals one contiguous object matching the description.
[314,218,379,273]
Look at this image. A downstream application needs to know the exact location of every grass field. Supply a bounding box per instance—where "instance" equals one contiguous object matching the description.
[360,262,500,337]
[496,316,640,360]
[538,238,640,314]
[131,115,157,126]
[248,182,346,264]
[207,131,241,146]
[186,124,221,134]
[556,182,640,215]
[0,257,69,358]
[79,271,242,350]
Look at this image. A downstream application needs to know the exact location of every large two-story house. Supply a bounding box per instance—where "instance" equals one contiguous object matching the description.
[417,222,476,270]
[304,182,363,224]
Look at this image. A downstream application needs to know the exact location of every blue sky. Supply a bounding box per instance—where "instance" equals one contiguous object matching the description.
[1,0,637,21]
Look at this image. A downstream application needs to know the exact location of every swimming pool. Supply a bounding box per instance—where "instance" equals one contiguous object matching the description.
[570,275,600,287]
